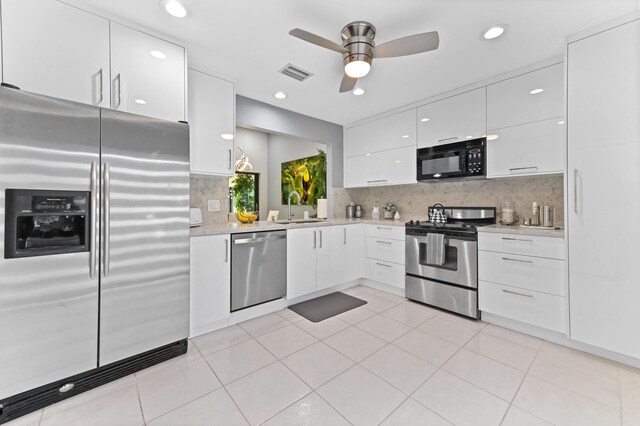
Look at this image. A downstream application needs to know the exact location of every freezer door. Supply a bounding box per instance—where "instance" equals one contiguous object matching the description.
[0,88,100,399]
[99,109,190,366]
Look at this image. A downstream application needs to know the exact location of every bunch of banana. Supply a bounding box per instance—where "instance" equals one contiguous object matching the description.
[236,211,258,223]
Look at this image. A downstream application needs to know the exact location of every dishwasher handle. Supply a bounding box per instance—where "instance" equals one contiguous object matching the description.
[233,235,287,245]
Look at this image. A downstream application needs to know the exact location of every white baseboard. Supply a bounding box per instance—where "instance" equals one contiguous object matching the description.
[359,278,405,297]
[189,318,230,338]
[482,312,640,369]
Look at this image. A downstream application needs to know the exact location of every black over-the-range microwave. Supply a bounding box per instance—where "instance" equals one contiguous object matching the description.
[416,137,486,181]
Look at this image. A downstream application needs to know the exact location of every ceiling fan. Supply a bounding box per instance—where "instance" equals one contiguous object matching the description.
[289,21,439,93]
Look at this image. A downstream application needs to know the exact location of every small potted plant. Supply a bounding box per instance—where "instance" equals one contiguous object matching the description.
[383,202,396,219]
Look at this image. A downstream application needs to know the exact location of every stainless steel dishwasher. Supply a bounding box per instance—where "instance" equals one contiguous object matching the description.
[231,230,287,311]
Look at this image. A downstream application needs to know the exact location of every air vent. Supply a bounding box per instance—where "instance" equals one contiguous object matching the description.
[279,63,313,82]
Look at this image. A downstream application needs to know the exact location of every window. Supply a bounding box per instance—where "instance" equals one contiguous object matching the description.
[229,172,259,214]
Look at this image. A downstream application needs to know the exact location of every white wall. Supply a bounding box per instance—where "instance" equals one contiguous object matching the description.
[235,128,269,217]
[267,134,328,219]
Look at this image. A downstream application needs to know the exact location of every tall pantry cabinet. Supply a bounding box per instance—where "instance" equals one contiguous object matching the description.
[567,13,640,358]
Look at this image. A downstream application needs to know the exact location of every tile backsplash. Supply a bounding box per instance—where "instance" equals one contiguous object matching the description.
[190,175,230,225]
[333,175,565,227]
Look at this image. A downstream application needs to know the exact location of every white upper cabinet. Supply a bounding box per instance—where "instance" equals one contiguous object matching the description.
[486,118,565,177]
[0,0,110,107]
[344,145,416,188]
[188,69,235,176]
[487,63,564,130]
[486,63,565,178]
[345,109,416,157]
[416,88,486,148]
[110,22,185,122]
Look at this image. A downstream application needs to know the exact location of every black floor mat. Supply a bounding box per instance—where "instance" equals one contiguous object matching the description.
[288,292,367,323]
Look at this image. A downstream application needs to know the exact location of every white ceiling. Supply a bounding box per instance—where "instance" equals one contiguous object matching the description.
[72,0,638,125]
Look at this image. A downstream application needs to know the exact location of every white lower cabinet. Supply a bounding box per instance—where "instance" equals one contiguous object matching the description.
[288,225,362,299]
[479,281,566,333]
[363,225,405,290]
[478,232,567,333]
[190,235,230,337]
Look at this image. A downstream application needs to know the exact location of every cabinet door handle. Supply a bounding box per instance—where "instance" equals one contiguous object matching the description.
[376,240,392,245]
[97,68,104,105]
[367,179,388,184]
[225,239,229,263]
[509,166,538,174]
[343,228,347,245]
[319,230,323,249]
[502,289,534,298]
[438,136,458,143]
[376,262,392,268]
[114,73,122,108]
[228,149,232,171]
[313,231,316,249]
[501,237,532,242]
[376,226,392,230]
[574,169,580,214]
[502,257,534,264]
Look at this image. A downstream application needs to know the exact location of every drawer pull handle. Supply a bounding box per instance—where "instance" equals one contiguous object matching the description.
[376,240,393,245]
[502,257,534,264]
[376,262,392,268]
[502,289,534,298]
[438,136,458,143]
[367,179,388,184]
[376,227,393,230]
[501,237,533,242]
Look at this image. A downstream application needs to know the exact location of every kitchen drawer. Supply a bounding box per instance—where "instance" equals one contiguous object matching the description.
[365,237,405,264]
[479,251,567,296]
[479,281,567,333]
[478,232,565,260]
[365,224,405,241]
[364,258,405,289]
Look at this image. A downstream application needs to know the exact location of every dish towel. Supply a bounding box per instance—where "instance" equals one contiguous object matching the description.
[426,233,446,266]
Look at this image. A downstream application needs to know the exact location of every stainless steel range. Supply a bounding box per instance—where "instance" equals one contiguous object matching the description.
[405,207,496,319]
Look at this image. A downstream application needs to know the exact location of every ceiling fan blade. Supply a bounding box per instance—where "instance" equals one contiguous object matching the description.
[339,74,358,93]
[374,31,440,58]
[289,28,348,54]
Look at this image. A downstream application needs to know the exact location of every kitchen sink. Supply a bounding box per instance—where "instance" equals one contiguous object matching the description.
[274,219,326,224]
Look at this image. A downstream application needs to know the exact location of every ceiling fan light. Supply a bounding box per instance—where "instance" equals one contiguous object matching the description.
[345,60,371,78]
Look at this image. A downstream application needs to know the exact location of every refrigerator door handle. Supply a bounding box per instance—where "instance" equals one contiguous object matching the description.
[90,161,98,278]
[102,162,111,277]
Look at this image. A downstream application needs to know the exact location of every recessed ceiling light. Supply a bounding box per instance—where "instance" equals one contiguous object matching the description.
[402,135,409,139]
[395,160,402,163]
[365,153,371,156]
[486,134,499,141]
[220,133,234,140]
[484,26,505,40]
[557,120,565,125]
[352,88,365,96]
[529,88,544,95]
[134,99,147,105]
[274,91,287,100]
[150,50,167,60]
[420,117,430,122]
[163,0,188,18]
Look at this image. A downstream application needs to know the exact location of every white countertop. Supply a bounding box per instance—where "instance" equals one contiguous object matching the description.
[477,224,565,238]
[190,218,407,237]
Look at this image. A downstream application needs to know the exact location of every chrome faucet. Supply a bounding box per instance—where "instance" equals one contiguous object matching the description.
[288,191,301,221]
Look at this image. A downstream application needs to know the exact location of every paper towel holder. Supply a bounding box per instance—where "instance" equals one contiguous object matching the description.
[316,198,328,219]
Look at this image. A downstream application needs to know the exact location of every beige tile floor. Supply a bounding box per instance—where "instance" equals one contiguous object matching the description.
[7,285,640,426]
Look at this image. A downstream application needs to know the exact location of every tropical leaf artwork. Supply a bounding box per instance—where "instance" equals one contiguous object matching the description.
[281,150,327,209]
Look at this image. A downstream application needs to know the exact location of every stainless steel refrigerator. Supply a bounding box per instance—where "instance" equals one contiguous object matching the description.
[0,87,190,421]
